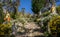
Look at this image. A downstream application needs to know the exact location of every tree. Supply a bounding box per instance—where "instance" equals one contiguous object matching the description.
[10,0,20,19]
[56,6,60,15]
[32,0,60,14]
[0,0,20,19]
[50,0,57,14]
[48,15,60,37]
[50,0,60,14]
[32,0,46,14]
[0,4,4,24]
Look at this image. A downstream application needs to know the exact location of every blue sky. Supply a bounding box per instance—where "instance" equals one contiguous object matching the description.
[18,0,60,14]
[18,0,33,14]
[56,2,60,6]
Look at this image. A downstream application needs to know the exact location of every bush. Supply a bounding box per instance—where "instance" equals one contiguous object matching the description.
[0,24,12,35]
[0,4,4,24]
[48,15,60,36]
[42,11,51,17]
[56,6,60,15]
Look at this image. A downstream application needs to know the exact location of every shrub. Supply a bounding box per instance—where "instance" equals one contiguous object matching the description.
[48,16,60,36]
[56,6,60,15]
[42,11,51,17]
[0,24,12,35]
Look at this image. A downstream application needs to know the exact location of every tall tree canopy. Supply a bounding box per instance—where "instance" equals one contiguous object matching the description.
[32,0,60,14]
[32,0,46,14]
[0,0,20,19]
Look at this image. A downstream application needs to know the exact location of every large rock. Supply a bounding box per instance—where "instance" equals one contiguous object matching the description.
[24,22,40,29]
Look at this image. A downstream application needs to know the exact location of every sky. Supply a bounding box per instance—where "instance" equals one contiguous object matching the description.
[56,2,60,6]
[18,0,60,14]
[18,0,33,14]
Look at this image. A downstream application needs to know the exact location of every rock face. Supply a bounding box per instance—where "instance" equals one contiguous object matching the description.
[13,22,40,32]
[10,21,43,37]
[24,22,40,29]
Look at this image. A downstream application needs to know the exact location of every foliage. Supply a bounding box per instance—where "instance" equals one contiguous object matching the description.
[32,11,51,25]
[15,12,33,24]
[48,15,60,35]
[32,0,46,14]
[56,6,60,15]
[42,11,51,17]
[0,4,4,24]
[0,23,12,35]
[0,0,20,19]
[9,0,20,19]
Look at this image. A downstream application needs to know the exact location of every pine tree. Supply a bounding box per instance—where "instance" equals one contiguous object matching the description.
[32,0,46,14]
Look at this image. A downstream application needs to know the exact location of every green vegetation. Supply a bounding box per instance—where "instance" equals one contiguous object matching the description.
[32,0,46,14]
[48,15,60,33]
[0,23,12,35]
[56,6,60,15]
[0,0,60,37]
[0,4,4,24]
